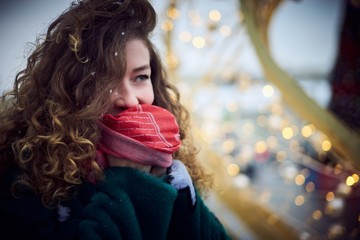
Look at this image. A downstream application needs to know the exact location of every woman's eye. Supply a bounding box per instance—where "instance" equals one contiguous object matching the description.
[135,75,150,82]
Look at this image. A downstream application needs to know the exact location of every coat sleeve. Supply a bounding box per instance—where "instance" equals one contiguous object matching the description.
[0,167,178,240]
[78,167,178,240]
[79,167,231,240]
[165,160,231,239]
[1,166,230,240]
[0,187,64,240]
[166,187,232,240]
[0,165,69,240]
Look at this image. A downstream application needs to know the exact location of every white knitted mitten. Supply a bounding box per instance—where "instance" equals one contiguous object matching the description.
[168,159,196,205]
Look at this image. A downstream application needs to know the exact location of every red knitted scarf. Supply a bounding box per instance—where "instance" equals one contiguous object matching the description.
[96,104,181,168]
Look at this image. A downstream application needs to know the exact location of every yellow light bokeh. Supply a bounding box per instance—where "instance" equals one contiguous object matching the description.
[282,127,294,140]
[300,168,310,178]
[188,10,202,27]
[242,122,254,135]
[290,140,300,152]
[179,31,192,42]
[220,25,231,37]
[352,174,359,183]
[321,140,332,151]
[334,164,343,175]
[266,136,278,149]
[255,141,268,154]
[312,210,322,220]
[167,7,181,19]
[209,10,221,21]
[192,36,206,48]
[346,176,355,186]
[262,84,275,97]
[222,139,236,154]
[227,163,240,176]
[161,19,174,31]
[301,125,313,138]
[294,195,305,206]
[271,104,283,115]
[276,151,287,162]
[326,192,335,201]
[166,54,178,69]
[295,174,305,186]
[305,182,315,192]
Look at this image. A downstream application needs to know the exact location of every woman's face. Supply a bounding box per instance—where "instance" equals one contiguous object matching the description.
[107,38,154,115]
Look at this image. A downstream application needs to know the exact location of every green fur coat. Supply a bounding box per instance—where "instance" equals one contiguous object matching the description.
[0,166,231,240]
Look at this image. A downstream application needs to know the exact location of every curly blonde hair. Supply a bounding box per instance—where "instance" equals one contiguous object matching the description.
[0,0,212,207]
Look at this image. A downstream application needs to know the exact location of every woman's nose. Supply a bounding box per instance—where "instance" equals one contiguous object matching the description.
[113,84,139,108]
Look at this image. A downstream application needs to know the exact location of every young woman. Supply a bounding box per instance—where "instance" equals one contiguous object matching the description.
[0,0,231,239]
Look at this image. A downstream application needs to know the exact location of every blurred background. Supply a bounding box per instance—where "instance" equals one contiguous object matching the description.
[1,0,360,239]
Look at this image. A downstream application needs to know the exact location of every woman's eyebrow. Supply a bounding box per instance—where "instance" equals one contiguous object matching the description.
[132,64,150,73]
